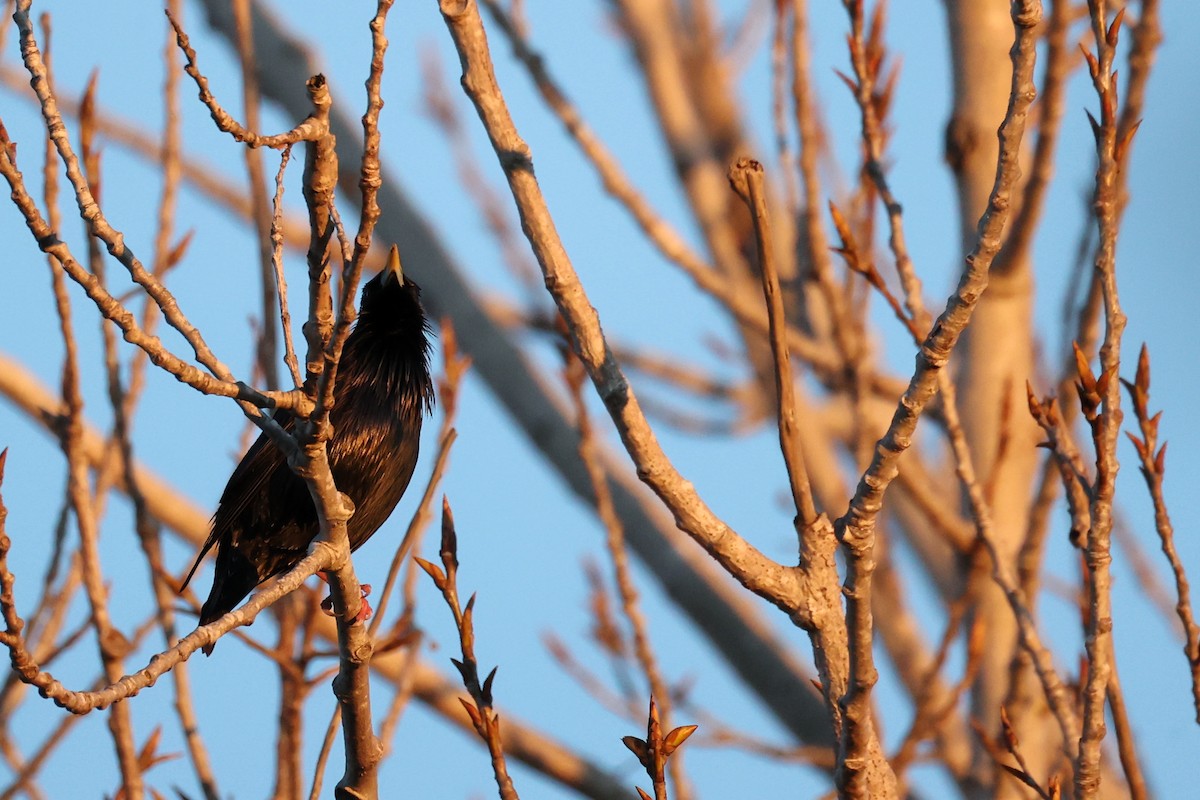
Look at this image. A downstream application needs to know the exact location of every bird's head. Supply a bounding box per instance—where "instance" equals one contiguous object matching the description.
[357,245,432,351]
[350,244,435,412]
[361,244,423,314]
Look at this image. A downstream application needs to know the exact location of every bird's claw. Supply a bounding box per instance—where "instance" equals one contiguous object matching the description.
[319,582,373,623]
[354,587,373,623]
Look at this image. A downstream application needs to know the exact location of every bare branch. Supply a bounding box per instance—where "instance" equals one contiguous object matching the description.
[1121,345,1199,721]
[418,500,520,800]
[436,0,803,618]
[1074,4,1133,793]
[0,522,334,714]
[727,157,819,529]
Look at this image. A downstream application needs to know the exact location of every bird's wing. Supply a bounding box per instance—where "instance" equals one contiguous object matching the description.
[179,409,297,592]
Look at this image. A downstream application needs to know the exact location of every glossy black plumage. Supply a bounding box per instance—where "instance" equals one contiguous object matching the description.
[182,254,433,641]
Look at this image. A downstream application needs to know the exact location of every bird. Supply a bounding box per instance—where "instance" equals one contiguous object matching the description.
[181,246,434,652]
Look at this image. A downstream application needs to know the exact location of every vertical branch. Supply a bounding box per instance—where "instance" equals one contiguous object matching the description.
[308,705,342,800]
[941,0,1047,772]
[42,173,144,800]
[272,602,305,800]
[620,697,696,800]
[259,126,304,800]
[1104,637,1149,800]
[304,6,397,793]
[727,158,819,530]
[270,144,305,388]
[1074,5,1130,795]
[789,0,834,288]
[51,277,144,799]
[608,0,748,286]
[1114,0,1160,211]
[311,0,395,424]
[836,0,1043,651]
[789,0,865,432]
[612,0,794,409]
[770,1,799,213]
[292,94,374,800]
[1021,210,1103,610]
[35,18,142,797]
[417,501,520,800]
[297,73,338,393]
[838,0,922,323]
[997,0,1074,271]
[833,2,1049,792]
[148,0,185,302]
[232,0,282,391]
[1122,346,1200,721]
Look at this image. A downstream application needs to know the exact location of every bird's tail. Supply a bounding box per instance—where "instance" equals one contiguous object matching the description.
[196,552,261,655]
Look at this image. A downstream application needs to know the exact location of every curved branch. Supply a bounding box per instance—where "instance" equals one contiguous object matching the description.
[0,525,333,714]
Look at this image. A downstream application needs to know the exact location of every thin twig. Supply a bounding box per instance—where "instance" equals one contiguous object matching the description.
[308,705,342,800]
[232,0,281,391]
[270,144,305,388]
[621,697,697,800]
[1105,637,1148,800]
[997,0,1075,273]
[728,158,818,528]
[770,1,798,212]
[417,500,520,800]
[1122,345,1199,722]
[368,318,467,637]
[1074,5,1132,794]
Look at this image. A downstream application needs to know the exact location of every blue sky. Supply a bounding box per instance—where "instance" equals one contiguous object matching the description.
[0,1,1198,797]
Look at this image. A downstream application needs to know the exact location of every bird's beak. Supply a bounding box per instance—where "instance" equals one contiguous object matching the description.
[382,244,404,287]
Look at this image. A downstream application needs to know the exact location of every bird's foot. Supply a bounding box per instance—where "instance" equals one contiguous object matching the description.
[318,576,373,623]
[353,587,373,623]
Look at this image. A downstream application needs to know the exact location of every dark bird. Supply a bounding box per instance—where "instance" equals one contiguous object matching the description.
[182,247,433,651]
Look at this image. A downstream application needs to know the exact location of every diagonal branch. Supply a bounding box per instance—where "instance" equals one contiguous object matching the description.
[435,0,802,616]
